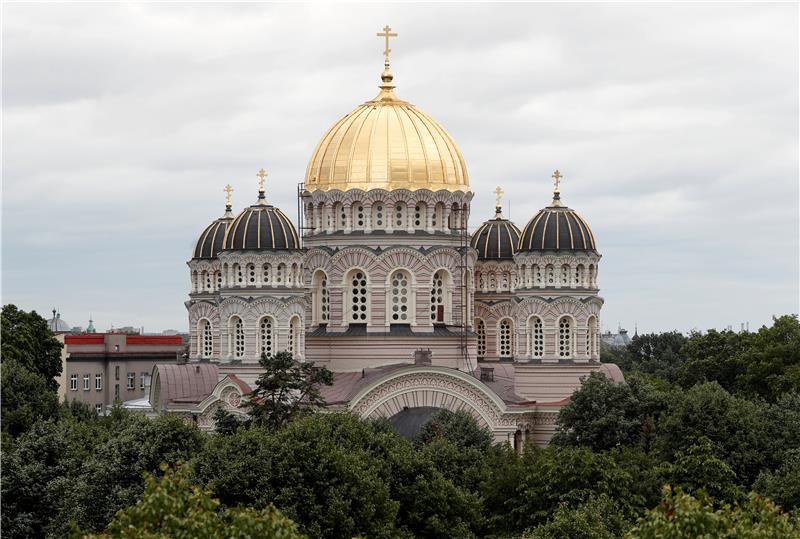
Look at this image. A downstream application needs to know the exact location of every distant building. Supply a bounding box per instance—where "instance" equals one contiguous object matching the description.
[46,309,71,333]
[62,333,183,414]
[601,327,633,348]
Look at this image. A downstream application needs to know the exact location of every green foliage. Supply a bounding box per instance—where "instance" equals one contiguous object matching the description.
[523,494,630,539]
[1,304,64,385]
[625,487,800,538]
[754,449,800,513]
[618,331,688,383]
[414,408,493,451]
[552,372,670,451]
[212,406,244,435]
[656,437,742,502]
[72,463,302,539]
[654,382,771,486]
[1,304,64,435]
[246,351,333,430]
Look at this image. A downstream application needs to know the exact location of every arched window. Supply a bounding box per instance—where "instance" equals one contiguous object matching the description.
[258,316,274,358]
[476,318,486,358]
[347,269,369,323]
[430,270,450,323]
[288,316,301,357]
[202,271,212,291]
[372,203,385,228]
[588,264,596,287]
[587,316,597,359]
[414,203,427,229]
[389,270,412,323]
[234,264,244,286]
[500,272,510,291]
[433,203,444,229]
[214,270,222,291]
[333,202,345,231]
[313,271,329,324]
[229,316,245,358]
[528,316,544,358]
[198,319,213,358]
[247,263,257,286]
[560,265,570,287]
[499,318,514,358]
[534,264,542,286]
[546,265,555,286]
[395,202,406,229]
[275,264,284,286]
[558,316,573,358]
[352,203,365,229]
[575,265,585,287]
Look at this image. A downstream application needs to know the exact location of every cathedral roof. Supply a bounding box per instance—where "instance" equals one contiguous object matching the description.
[223,189,300,252]
[518,173,596,252]
[470,206,521,260]
[304,51,468,193]
[193,186,234,260]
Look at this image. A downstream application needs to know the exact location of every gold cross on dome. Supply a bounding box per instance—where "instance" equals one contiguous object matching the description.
[494,186,504,208]
[552,170,562,194]
[256,168,268,192]
[223,184,234,206]
[376,25,398,63]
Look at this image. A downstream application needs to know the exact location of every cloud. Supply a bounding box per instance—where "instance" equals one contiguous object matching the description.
[2,2,797,333]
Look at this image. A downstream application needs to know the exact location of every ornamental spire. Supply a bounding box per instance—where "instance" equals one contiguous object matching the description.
[256,168,268,203]
[223,184,234,216]
[375,25,398,100]
[551,169,563,206]
[494,186,504,217]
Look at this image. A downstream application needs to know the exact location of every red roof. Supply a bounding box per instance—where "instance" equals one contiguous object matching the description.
[126,335,183,345]
[64,335,105,344]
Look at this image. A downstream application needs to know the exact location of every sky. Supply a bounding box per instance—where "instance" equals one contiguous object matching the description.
[2,2,798,334]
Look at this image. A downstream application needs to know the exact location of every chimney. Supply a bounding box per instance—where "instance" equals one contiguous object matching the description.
[414,349,432,365]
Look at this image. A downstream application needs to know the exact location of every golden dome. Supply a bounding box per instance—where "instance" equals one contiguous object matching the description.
[304,65,469,193]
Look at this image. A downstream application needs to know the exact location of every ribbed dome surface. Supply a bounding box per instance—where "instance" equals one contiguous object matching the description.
[519,205,596,252]
[471,210,521,260]
[304,75,469,193]
[193,216,232,259]
[223,203,300,251]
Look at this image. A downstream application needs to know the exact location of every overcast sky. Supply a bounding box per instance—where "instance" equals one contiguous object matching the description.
[2,3,798,334]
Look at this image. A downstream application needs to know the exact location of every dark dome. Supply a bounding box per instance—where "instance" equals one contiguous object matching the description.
[193,215,232,259]
[223,202,300,251]
[518,204,596,252]
[470,208,521,260]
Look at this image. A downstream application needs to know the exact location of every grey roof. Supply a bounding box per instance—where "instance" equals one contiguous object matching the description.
[153,363,219,409]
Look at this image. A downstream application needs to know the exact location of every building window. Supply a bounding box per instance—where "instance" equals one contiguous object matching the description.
[587,316,598,359]
[389,270,411,323]
[262,263,272,286]
[395,203,406,228]
[558,317,573,358]
[127,372,135,390]
[476,318,486,358]
[83,374,90,391]
[575,265,585,287]
[288,316,300,357]
[70,374,78,391]
[313,271,329,324]
[354,204,365,228]
[259,316,274,358]
[235,264,244,285]
[480,367,494,382]
[95,403,103,415]
[348,270,369,322]
[95,374,103,391]
[528,316,544,358]
[373,204,384,227]
[430,271,447,322]
[114,384,120,400]
[140,372,148,389]
[229,316,245,358]
[115,365,119,380]
[199,319,213,358]
[499,319,513,358]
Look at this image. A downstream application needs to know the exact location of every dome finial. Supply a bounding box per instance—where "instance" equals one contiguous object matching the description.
[376,25,398,100]
[551,169,563,206]
[494,186,504,217]
[256,168,268,204]
[223,184,234,216]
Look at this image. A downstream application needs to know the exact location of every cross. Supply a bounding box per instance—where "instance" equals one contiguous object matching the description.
[223,184,234,207]
[376,25,398,64]
[494,186,504,208]
[552,170,562,193]
[256,168,268,192]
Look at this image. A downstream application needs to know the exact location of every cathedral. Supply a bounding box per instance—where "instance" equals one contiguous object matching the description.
[146,28,622,447]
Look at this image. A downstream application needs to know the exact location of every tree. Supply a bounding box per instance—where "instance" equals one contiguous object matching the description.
[624,487,800,538]
[212,406,244,435]
[656,437,742,502]
[523,494,630,539]
[1,304,64,386]
[754,449,800,513]
[1,304,64,435]
[619,331,688,383]
[654,382,771,486]
[552,372,670,451]
[72,463,303,539]
[246,352,333,430]
[414,409,493,451]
